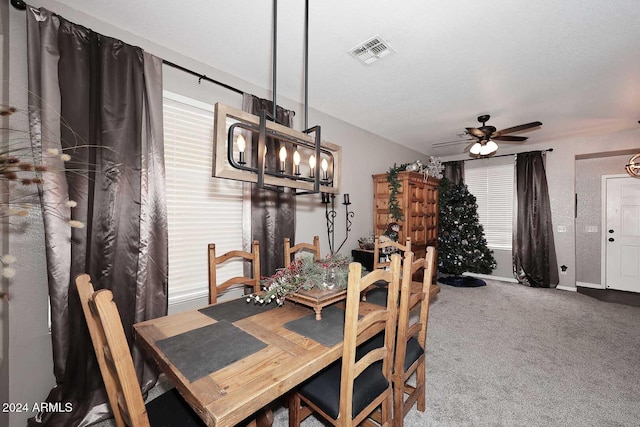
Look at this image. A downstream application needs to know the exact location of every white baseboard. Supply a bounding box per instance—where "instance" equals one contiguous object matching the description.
[461,272,519,283]
[556,285,577,292]
[576,281,605,289]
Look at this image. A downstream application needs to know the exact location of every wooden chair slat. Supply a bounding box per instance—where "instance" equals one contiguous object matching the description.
[209,240,261,304]
[284,236,321,268]
[373,237,411,271]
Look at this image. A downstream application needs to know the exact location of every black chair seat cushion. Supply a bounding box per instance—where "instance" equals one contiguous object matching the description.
[146,388,207,427]
[298,359,388,420]
[357,333,424,372]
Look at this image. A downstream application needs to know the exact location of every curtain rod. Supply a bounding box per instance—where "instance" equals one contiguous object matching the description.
[10,1,27,11]
[463,148,553,161]
[10,1,245,97]
[161,60,244,95]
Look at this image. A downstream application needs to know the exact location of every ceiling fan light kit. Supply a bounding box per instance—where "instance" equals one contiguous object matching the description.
[470,139,499,156]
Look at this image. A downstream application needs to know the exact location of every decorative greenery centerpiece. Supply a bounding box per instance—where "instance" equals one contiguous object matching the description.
[247,253,352,305]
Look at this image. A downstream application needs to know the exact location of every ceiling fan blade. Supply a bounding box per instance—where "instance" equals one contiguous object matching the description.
[493,135,528,142]
[493,121,542,136]
[431,135,475,148]
[463,141,476,152]
[432,138,474,147]
[465,127,485,138]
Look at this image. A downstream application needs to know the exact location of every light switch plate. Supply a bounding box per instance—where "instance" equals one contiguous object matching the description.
[585,226,598,233]
[557,226,567,233]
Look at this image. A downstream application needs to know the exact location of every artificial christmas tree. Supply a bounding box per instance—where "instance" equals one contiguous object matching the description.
[437,178,496,286]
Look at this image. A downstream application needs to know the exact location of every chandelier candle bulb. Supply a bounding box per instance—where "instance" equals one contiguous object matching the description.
[278,146,287,172]
[236,134,246,164]
[309,154,316,178]
[293,150,301,175]
[321,158,329,181]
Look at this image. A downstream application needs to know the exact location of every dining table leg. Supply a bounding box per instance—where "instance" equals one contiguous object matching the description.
[255,407,274,427]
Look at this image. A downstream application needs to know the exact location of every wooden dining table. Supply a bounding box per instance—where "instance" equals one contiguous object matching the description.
[134,284,440,427]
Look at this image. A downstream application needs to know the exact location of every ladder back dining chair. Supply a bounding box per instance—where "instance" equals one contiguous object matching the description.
[362,236,411,301]
[392,246,435,427]
[75,274,206,427]
[373,236,411,271]
[283,236,321,267]
[355,248,435,426]
[288,254,402,427]
[208,240,261,304]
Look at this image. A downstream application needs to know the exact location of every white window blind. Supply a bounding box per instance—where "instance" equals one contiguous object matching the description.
[163,92,244,304]
[465,163,514,250]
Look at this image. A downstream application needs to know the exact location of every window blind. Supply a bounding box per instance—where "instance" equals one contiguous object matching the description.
[465,163,514,250]
[163,92,244,304]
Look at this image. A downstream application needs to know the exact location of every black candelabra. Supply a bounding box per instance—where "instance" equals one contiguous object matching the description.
[321,193,354,255]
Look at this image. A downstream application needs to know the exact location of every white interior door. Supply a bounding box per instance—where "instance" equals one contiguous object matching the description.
[605,176,640,292]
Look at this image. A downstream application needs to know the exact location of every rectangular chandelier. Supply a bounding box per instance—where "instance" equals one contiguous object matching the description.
[213,103,341,194]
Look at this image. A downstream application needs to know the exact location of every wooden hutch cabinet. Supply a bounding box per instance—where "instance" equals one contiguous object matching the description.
[372,171,440,260]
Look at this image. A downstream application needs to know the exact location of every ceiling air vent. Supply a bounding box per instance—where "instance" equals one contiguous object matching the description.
[348,35,395,65]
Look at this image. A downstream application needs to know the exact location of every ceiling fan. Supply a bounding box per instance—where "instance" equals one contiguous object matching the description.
[464,114,542,156]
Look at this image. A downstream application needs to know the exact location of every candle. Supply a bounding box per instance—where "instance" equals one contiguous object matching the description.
[321,158,329,181]
[237,134,246,164]
[343,193,350,205]
[293,150,301,175]
[309,155,316,178]
[279,146,287,172]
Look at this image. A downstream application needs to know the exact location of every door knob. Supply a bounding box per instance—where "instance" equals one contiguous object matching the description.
[608,238,615,242]
[609,229,614,233]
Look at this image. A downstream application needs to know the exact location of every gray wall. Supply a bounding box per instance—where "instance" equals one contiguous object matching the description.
[490,249,513,278]
[2,2,429,425]
[575,154,633,286]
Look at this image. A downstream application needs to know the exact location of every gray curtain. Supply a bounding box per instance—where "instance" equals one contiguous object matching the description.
[443,160,464,185]
[27,7,167,426]
[513,151,559,288]
[242,94,295,277]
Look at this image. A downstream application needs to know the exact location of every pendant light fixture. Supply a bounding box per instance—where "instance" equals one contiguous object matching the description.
[212,0,341,194]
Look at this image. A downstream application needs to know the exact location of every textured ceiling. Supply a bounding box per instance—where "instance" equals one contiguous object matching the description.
[49,0,640,156]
